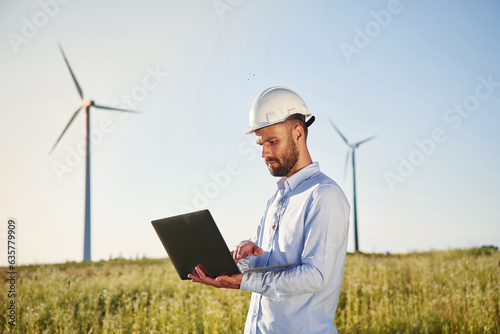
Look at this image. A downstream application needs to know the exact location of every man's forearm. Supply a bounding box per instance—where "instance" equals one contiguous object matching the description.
[240,261,331,301]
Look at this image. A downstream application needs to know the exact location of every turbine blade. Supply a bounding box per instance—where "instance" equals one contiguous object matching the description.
[329,119,349,145]
[58,43,84,99]
[354,135,377,148]
[342,149,350,185]
[92,103,141,113]
[49,106,83,154]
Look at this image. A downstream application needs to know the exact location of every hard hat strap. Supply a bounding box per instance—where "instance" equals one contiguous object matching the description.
[306,116,316,128]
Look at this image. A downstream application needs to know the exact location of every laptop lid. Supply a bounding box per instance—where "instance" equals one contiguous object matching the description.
[152,209,241,280]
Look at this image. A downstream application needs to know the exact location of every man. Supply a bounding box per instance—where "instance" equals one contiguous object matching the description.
[189,87,350,333]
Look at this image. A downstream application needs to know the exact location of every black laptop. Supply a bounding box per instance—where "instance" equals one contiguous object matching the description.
[152,209,293,280]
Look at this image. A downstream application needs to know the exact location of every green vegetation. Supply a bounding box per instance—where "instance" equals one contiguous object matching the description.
[1,248,499,333]
[337,247,500,333]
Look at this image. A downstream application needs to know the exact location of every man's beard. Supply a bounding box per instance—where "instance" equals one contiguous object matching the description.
[266,136,299,177]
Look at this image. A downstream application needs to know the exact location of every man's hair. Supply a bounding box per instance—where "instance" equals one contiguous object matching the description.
[284,114,308,139]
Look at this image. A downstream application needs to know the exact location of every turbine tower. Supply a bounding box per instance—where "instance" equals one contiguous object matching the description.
[329,119,376,252]
[50,44,139,261]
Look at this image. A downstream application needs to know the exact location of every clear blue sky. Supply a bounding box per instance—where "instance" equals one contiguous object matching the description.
[1,0,499,265]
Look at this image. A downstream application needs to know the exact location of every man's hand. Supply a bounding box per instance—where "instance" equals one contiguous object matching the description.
[188,266,242,289]
[232,240,263,263]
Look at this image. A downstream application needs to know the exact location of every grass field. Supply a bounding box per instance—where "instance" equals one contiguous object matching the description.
[1,247,499,333]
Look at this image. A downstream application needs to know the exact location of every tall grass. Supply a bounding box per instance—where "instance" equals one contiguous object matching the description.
[1,248,498,333]
[337,248,499,333]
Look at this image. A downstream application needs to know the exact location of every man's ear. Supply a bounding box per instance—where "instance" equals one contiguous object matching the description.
[294,124,305,142]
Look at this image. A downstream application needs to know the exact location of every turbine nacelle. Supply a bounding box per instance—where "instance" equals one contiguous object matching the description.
[81,99,92,108]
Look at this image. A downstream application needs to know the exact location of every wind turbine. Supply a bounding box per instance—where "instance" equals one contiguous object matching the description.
[50,43,139,261]
[329,119,376,252]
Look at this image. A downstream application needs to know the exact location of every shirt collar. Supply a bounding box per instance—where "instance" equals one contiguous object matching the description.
[277,161,320,195]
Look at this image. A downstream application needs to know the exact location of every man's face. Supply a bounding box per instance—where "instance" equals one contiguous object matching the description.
[255,123,299,177]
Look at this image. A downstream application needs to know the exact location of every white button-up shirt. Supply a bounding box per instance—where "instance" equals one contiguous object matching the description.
[239,162,350,334]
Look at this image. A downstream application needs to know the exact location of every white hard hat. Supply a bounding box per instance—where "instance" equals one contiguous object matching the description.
[245,86,315,134]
